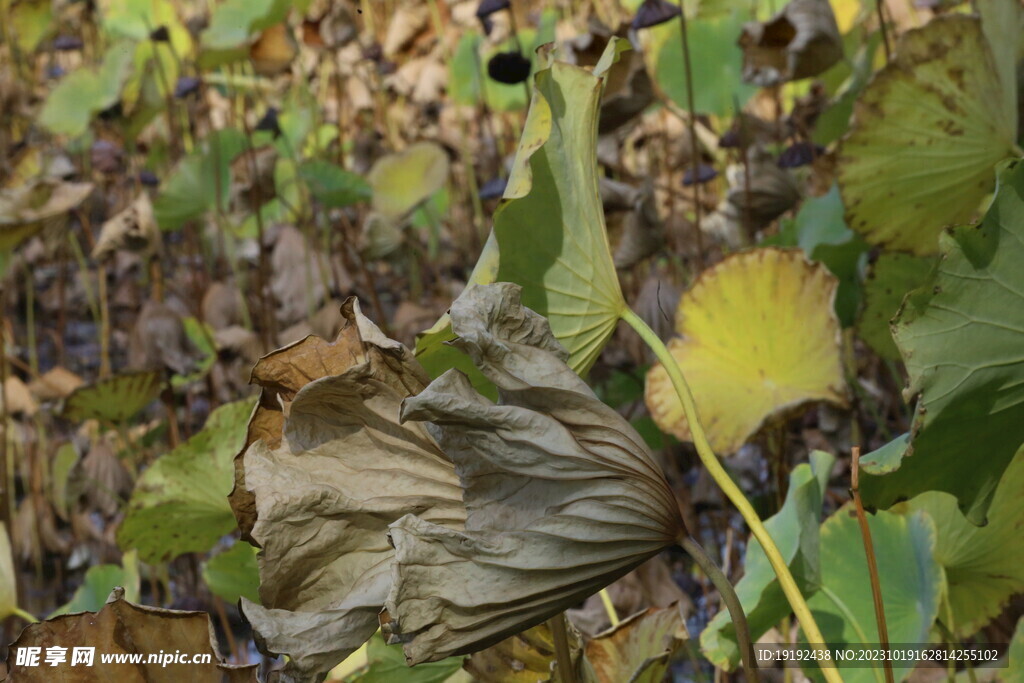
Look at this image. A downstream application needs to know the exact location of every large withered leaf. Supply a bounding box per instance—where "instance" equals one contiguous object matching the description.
[6,589,256,682]
[739,0,842,87]
[383,283,685,664]
[231,300,464,682]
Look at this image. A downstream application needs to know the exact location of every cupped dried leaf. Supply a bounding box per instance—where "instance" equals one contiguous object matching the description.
[91,193,160,260]
[585,603,689,683]
[28,366,84,402]
[128,299,198,376]
[383,283,685,664]
[6,589,256,682]
[231,299,464,681]
[645,249,846,454]
[739,0,842,87]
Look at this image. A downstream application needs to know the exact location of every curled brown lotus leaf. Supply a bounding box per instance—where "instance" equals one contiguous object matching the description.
[464,620,586,683]
[6,588,256,682]
[230,299,464,681]
[383,283,685,664]
[739,0,842,87]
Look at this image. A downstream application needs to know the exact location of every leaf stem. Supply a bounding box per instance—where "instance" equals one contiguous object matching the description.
[620,307,842,683]
[852,446,894,683]
[678,535,759,682]
[598,588,619,627]
[11,606,37,623]
[548,612,578,683]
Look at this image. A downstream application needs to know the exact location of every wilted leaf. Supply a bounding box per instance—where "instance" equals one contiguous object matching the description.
[128,299,198,376]
[837,15,1018,254]
[384,283,684,664]
[900,447,1024,637]
[6,590,257,682]
[645,249,847,454]
[861,161,1024,525]
[29,366,84,402]
[586,604,688,683]
[233,299,463,681]
[802,509,942,683]
[739,0,842,87]
[92,193,160,260]
[465,621,584,683]
[203,542,260,605]
[200,0,290,67]
[117,400,252,563]
[701,451,832,670]
[856,253,934,359]
[367,142,450,219]
[0,179,93,251]
[249,23,297,76]
[61,371,162,424]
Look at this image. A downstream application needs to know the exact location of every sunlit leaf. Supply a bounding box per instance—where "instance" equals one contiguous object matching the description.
[645,248,847,454]
[701,451,833,670]
[61,371,162,424]
[837,15,1018,254]
[203,542,260,605]
[802,509,942,683]
[367,142,450,219]
[900,447,1024,637]
[7,590,257,681]
[117,400,252,563]
[861,161,1024,524]
[352,634,464,683]
[10,0,54,53]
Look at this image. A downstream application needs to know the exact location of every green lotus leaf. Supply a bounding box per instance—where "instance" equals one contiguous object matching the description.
[701,451,832,670]
[51,552,140,617]
[40,41,136,138]
[298,159,371,208]
[367,142,450,219]
[860,161,1024,525]
[803,509,942,683]
[856,253,934,359]
[901,447,1024,638]
[203,542,260,605]
[837,15,1018,254]
[117,400,253,563]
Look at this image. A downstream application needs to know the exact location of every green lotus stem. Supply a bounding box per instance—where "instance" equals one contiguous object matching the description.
[11,606,37,623]
[548,612,578,683]
[620,307,842,683]
[678,535,759,682]
[598,588,619,627]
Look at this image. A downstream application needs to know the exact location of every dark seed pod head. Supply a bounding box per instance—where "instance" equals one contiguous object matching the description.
[631,0,682,31]
[149,25,170,42]
[139,170,160,187]
[777,141,824,168]
[479,15,495,35]
[718,128,741,149]
[53,35,84,51]
[362,42,383,62]
[47,65,66,80]
[255,107,281,138]
[476,0,511,20]
[487,51,531,84]
[479,176,508,200]
[173,76,201,99]
[683,163,718,186]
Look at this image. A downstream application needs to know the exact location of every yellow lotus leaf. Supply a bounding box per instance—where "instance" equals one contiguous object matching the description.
[645,248,846,454]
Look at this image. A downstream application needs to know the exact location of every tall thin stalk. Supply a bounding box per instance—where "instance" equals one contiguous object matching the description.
[676,11,705,268]
[620,307,842,683]
[548,612,578,683]
[852,446,894,683]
